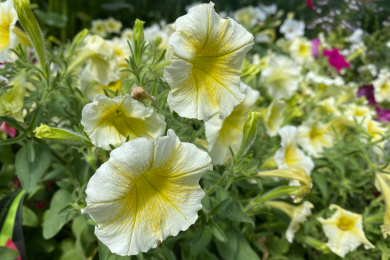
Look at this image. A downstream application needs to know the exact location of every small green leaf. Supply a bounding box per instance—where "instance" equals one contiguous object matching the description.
[0,134,25,146]
[56,181,73,194]
[192,221,205,246]
[0,85,14,94]
[26,138,35,162]
[22,205,39,227]
[208,218,227,242]
[16,143,51,192]
[208,198,232,216]
[0,246,19,260]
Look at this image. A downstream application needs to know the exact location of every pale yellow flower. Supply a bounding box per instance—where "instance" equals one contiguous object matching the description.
[105,17,122,34]
[121,28,133,42]
[318,204,374,258]
[364,118,388,155]
[265,201,313,243]
[372,74,390,103]
[317,97,340,116]
[0,0,19,62]
[375,169,390,238]
[262,100,286,137]
[274,126,314,175]
[205,83,259,165]
[81,94,166,150]
[297,120,334,157]
[91,19,107,38]
[261,55,300,100]
[82,130,213,255]
[0,75,24,121]
[164,2,254,121]
[289,37,313,64]
[80,70,122,101]
[106,37,131,68]
[343,103,375,124]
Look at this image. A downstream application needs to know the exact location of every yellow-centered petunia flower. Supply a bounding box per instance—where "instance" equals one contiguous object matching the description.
[164,2,254,121]
[372,74,390,103]
[0,75,25,122]
[318,204,374,258]
[274,125,314,176]
[0,0,28,62]
[82,129,213,256]
[205,83,259,165]
[265,201,313,243]
[289,37,313,64]
[261,99,286,137]
[81,94,166,150]
[80,70,122,101]
[375,169,390,238]
[105,17,122,34]
[91,19,107,38]
[297,120,334,157]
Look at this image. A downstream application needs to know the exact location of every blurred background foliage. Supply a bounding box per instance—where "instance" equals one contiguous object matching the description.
[27,0,390,43]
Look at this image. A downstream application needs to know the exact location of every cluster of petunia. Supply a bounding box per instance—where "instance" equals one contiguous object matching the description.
[0,0,390,259]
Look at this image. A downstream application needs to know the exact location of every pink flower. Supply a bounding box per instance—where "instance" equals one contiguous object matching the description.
[357,85,390,122]
[306,0,314,10]
[312,38,320,57]
[0,122,16,138]
[323,48,350,72]
[376,106,390,122]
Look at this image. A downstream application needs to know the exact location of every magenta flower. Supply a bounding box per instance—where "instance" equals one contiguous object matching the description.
[323,49,350,72]
[312,38,320,57]
[0,122,16,138]
[357,85,390,122]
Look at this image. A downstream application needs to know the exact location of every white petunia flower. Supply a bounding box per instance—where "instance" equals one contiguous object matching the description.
[234,6,266,29]
[317,97,340,116]
[105,17,122,34]
[258,3,277,15]
[375,170,390,238]
[261,56,300,100]
[205,83,259,165]
[280,19,305,40]
[364,119,388,156]
[82,129,213,256]
[297,120,334,157]
[81,35,121,86]
[0,0,19,62]
[274,126,314,176]
[164,2,254,121]
[265,201,313,243]
[91,19,108,38]
[305,71,345,98]
[81,94,166,150]
[343,103,375,124]
[106,37,131,68]
[262,100,286,137]
[318,204,375,258]
[121,28,133,42]
[345,28,363,44]
[289,37,313,64]
[372,74,390,103]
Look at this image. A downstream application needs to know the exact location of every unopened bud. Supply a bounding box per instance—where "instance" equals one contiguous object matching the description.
[131,86,155,103]
[34,124,91,145]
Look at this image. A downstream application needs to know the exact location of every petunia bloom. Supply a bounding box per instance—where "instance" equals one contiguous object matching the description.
[311,38,320,57]
[274,125,314,176]
[297,120,334,157]
[0,75,25,122]
[289,37,313,64]
[261,56,300,100]
[81,94,166,150]
[205,83,259,165]
[372,74,390,103]
[318,204,375,258]
[82,130,213,255]
[323,49,350,72]
[265,201,313,243]
[0,0,19,62]
[375,169,390,238]
[280,19,305,40]
[91,19,107,38]
[105,17,122,34]
[164,2,254,121]
[0,122,16,138]
[262,99,286,137]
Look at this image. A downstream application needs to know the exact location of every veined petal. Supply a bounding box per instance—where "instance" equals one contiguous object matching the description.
[0,0,19,62]
[83,130,213,255]
[264,100,286,137]
[164,2,254,121]
[205,83,259,164]
[375,171,390,238]
[81,94,166,150]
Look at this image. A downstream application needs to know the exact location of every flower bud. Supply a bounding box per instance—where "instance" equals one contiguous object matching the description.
[236,111,261,158]
[131,86,148,101]
[133,19,145,45]
[34,124,91,145]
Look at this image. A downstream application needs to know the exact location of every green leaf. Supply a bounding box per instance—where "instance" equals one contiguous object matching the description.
[98,240,132,260]
[42,189,73,239]
[191,227,213,255]
[312,172,328,200]
[225,201,254,225]
[13,0,46,67]
[0,134,25,146]
[0,246,19,260]
[0,85,14,94]
[22,205,39,227]
[15,143,51,192]
[26,138,35,162]
[56,181,73,194]
[0,145,14,164]
[34,10,68,28]
[192,221,205,246]
[209,198,232,216]
[27,105,43,131]
[208,218,227,242]
[215,229,260,260]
